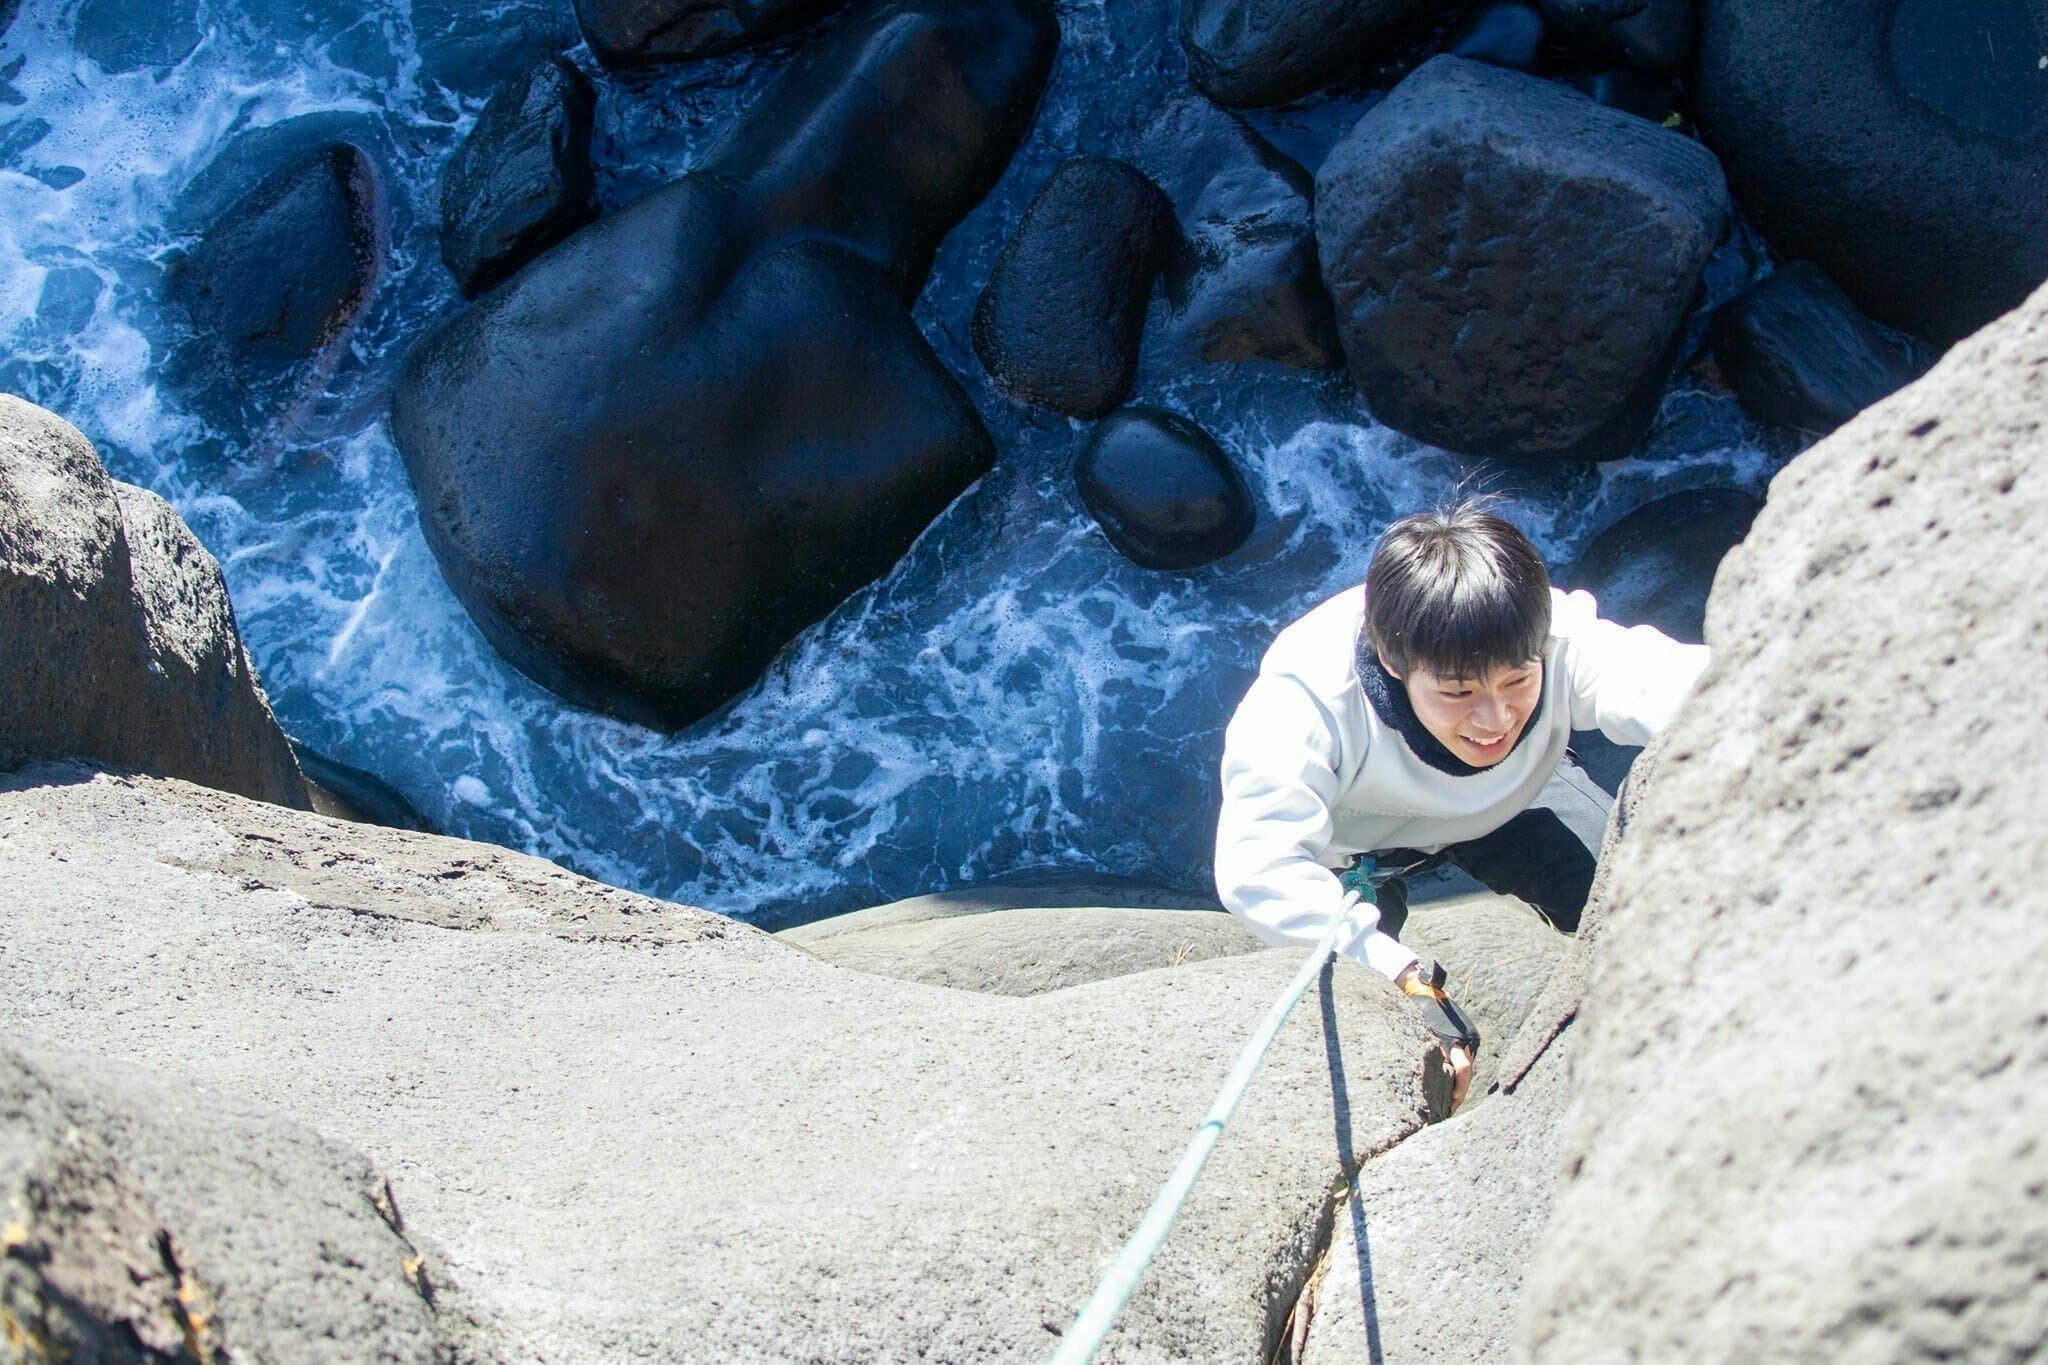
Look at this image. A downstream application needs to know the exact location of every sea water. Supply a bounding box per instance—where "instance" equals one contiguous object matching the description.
[0,0,1785,925]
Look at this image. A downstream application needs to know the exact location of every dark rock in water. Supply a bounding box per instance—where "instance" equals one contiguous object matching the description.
[1555,486,1760,792]
[574,0,846,66]
[1180,0,1434,108]
[1074,406,1255,570]
[1712,261,1928,435]
[292,743,431,832]
[168,142,384,370]
[1315,57,1728,462]
[413,0,584,99]
[972,156,1170,418]
[1695,0,2048,345]
[1450,2,1550,71]
[440,57,598,297]
[1540,0,1691,77]
[72,0,200,72]
[393,0,1058,728]
[1128,95,1341,370]
[0,395,309,808]
[1566,66,1675,121]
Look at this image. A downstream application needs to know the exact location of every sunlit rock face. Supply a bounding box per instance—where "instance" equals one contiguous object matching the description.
[393,0,1059,729]
[1695,0,2048,345]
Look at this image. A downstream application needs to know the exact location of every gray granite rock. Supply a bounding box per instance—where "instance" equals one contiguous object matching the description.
[0,395,307,808]
[0,1041,466,1361]
[1521,278,2048,1358]
[1314,57,1728,461]
[0,765,1444,1361]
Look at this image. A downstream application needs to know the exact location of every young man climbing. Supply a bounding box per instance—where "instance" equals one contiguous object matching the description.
[1213,500,1710,1104]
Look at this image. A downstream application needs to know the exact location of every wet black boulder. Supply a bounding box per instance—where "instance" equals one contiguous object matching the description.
[1555,487,1760,791]
[1074,407,1255,571]
[1711,262,1928,437]
[1315,57,1728,462]
[1695,0,2048,346]
[1128,95,1340,370]
[1180,0,1434,108]
[972,156,1171,418]
[1565,66,1676,122]
[393,0,1057,728]
[440,57,597,297]
[167,141,384,371]
[1449,2,1549,72]
[1540,0,1691,78]
[573,0,845,66]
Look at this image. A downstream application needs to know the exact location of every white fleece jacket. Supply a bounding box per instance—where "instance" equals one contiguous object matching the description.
[1213,584,1710,980]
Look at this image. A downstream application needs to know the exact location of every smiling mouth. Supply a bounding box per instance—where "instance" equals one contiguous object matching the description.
[1462,732,1508,749]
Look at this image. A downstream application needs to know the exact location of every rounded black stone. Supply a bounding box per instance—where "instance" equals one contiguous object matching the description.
[1711,261,1928,435]
[1449,2,1549,72]
[1695,0,2048,345]
[1075,407,1255,571]
[1180,0,1435,108]
[1566,66,1676,122]
[1540,0,1691,78]
[972,156,1172,418]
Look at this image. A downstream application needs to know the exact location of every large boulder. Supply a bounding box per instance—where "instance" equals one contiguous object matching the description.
[0,396,307,808]
[1694,0,2048,346]
[1128,95,1341,370]
[167,140,384,373]
[1,1042,463,1360]
[439,56,597,297]
[0,764,1446,1359]
[1521,280,2048,1356]
[573,0,845,66]
[972,156,1172,418]
[1711,260,1928,436]
[1179,0,1433,108]
[1314,57,1728,462]
[1074,406,1256,571]
[394,0,1058,728]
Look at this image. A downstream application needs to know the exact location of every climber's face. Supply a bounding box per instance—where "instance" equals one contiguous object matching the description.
[1387,655,1543,767]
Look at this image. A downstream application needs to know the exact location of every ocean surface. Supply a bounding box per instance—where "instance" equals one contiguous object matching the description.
[0,0,1787,925]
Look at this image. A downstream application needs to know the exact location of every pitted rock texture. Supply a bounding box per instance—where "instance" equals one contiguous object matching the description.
[1695,0,2048,345]
[0,1042,460,1362]
[0,765,1443,1361]
[1314,57,1728,462]
[439,56,597,297]
[1520,278,2048,1359]
[394,0,1057,728]
[973,156,1172,418]
[0,395,307,807]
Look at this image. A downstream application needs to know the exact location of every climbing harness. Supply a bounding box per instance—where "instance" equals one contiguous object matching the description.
[1047,876,1380,1365]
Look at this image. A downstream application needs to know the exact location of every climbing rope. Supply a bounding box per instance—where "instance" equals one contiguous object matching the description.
[1047,892,1373,1364]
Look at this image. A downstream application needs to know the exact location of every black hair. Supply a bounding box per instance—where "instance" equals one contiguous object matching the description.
[1363,499,1552,680]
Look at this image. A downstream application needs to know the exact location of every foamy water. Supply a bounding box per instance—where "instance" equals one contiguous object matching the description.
[0,0,1786,923]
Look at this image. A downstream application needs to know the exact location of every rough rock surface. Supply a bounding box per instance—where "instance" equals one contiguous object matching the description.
[1694,0,2048,345]
[1074,406,1255,571]
[1315,57,1728,462]
[439,56,597,297]
[1179,0,1432,108]
[1522,279,2048,1358]
[167,141,384,371]
[1712,260,1928,436]
[572,0,844,66]
[973,156,1171,417]
[785,901,1263,995]
[1539,0,1690,77]
[1397,891,1569,1099]
[0,395,307,807]
[0,765,1445,1361]
[1555,488,1760,792]
[0,1041,461,1361]
[394,0,1057,728]
[1128,95,1340,370]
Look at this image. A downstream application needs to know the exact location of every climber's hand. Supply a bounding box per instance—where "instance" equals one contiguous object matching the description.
[1397,960,1479,1110]
[1443,1043,1473,1109]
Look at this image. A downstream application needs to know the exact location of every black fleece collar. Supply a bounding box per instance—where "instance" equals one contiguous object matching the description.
[1353,627,1547,777]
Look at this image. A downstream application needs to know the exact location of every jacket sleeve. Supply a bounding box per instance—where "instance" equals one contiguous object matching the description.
[1213,674,1419,981]
[1553,588,1712,746]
